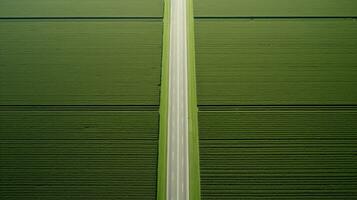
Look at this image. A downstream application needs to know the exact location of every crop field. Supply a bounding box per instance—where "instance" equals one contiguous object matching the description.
[0,0,163,18]
[1,0,357,199]
[195,1,357,199]
[199,110,357,199]
[0,0,163,199]
[0,20,162,105]
[0,111,159,199]
[194,0,357,17]
[195,19,357,105]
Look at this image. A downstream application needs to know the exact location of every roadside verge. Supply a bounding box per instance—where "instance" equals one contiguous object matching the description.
[187,0,201,199]
[157,0,170,199]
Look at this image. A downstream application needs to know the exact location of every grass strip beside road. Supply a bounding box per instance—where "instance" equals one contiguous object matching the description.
[187,0,201,199]
[157,0,170,199]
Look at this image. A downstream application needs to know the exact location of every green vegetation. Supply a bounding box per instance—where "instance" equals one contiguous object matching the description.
[195,19,357,105]
[0,0,163,17]
[199,110,357,199]
[0,111,159,199]
[187,0,201,200]
[157,0,170,199]
[199,109,357,140]
[195,1,357,199]
[194,0,357,17]
[157,1,202,199]
[0,1,164,199]
[0,20,162,105]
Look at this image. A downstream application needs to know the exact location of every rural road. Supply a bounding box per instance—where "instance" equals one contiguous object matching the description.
[167,0,189,199]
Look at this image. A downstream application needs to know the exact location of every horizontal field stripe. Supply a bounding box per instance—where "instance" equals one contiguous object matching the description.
[0,0,163,18]
[194,0,357,17]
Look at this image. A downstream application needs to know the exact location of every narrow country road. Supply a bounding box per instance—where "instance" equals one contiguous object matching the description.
[166,0,189,199]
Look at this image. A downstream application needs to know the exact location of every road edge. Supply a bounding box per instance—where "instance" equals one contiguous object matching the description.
[157,0,170,199]
[187,0,201,199]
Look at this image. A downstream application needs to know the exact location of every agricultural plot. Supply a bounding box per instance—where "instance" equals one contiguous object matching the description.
[199,110,357,199]
[0,0,163,199]
[0,20,162,105]
[195,1,357,199]
[195,19,357,105]
[0,111,159,199]
[194,0,357,17]
[0,0,163,17]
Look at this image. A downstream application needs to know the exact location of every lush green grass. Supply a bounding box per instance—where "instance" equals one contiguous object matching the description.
[0,111,159,199]
[195,19,357,105]
[0,20,162,105]
[199,110,357,199]
[0,0,163,17]
[157,0,170,199]
[187,0,201,200]
[194,0,357,17]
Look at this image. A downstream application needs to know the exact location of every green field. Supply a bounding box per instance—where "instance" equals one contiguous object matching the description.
[199,110,357,199]
[0,0,163,17]
[199,109,357,140]
[195,19,357,105]
[195,1,357,199]
[194,0,357,17]
[0,111,158,199]
[0,20,162,105]
[0,1,163,199]
[2,0,357,199]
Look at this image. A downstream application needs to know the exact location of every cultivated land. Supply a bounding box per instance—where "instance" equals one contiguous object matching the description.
[0,0,163,199]
[0,111,158,199]
[195,1,357,199]
[199,110,357,199]
[195,19,357,105]
[194,0,357,17]
[0,0,163,18]
[2,0,357,199]
[0,20,162,105]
